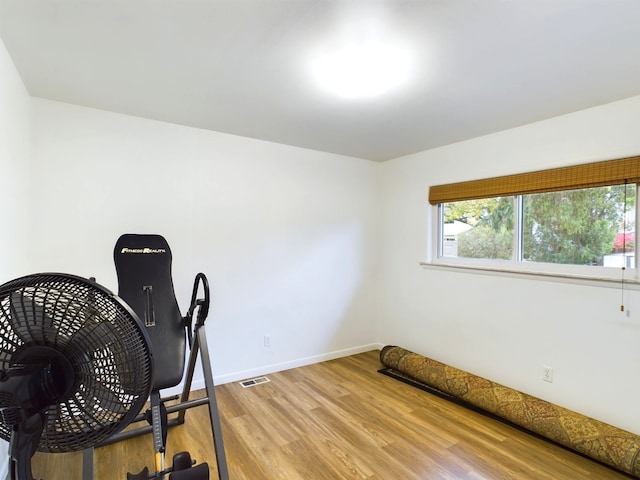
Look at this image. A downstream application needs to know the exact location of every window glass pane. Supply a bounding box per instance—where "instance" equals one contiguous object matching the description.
[442,197,514,260]
[522,185,635,267]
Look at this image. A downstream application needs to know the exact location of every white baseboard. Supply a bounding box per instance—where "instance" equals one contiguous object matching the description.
[161,342,384,395]
[213,342,384,386]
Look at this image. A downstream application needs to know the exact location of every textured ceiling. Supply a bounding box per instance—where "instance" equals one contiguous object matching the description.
[1,0,640,161]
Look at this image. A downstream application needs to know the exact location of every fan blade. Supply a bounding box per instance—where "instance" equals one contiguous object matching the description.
[8,292,59,345]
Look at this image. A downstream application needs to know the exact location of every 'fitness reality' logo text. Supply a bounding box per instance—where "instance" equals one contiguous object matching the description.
[120,247,166,254]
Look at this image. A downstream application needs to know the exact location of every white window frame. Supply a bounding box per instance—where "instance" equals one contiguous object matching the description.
[424,185,640,289]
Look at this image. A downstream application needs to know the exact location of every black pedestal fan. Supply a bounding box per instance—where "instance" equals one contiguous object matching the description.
[0,273,154,480]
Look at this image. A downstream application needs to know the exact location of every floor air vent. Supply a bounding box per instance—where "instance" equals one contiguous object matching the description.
[239,376,270,388]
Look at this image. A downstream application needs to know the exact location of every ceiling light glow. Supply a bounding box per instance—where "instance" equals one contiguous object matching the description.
[311,40,412,99]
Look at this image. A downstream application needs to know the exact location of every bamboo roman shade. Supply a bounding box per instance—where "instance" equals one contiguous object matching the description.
[428,156,640,205]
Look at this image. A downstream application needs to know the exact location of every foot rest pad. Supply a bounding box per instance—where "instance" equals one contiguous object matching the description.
[169,462,209,480]
[127,466,149,480]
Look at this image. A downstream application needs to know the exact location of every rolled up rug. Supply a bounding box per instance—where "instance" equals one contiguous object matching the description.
[380,345,640,478]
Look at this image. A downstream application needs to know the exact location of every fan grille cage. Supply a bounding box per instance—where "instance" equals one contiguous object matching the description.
[0,273,153,453]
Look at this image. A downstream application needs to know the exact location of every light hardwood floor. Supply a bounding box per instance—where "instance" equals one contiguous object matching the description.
[33,350,633,479]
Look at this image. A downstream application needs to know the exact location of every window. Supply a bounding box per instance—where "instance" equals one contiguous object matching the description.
[440,185,636,268]
[429,157,640,279]
[442,196,514,260]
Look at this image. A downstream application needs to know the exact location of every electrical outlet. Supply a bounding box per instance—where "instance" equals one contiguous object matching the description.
[263,335,271,347]
[542,366,553,383]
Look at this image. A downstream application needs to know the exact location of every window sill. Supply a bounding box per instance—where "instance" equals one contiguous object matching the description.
[420,260,640,290]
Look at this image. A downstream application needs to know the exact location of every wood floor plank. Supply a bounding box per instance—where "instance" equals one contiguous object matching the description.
[32,350,634,479]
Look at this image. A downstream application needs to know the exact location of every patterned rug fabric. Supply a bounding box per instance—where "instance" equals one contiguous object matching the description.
[380,345,640,478]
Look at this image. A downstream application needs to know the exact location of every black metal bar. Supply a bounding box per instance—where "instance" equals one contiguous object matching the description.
[166,396,209,413]
[98,417,187,446]
[161,394,180,403]
[177,331,199,424]
[196,325,229,480]
[178,272,209,423]
[82,447,93,480]
[149,391,165,455]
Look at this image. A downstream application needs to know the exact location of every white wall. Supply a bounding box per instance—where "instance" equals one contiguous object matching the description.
[29,99,381,387]
[379,94,640,434]
[0,36,30,280]
[0,35,30,480]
